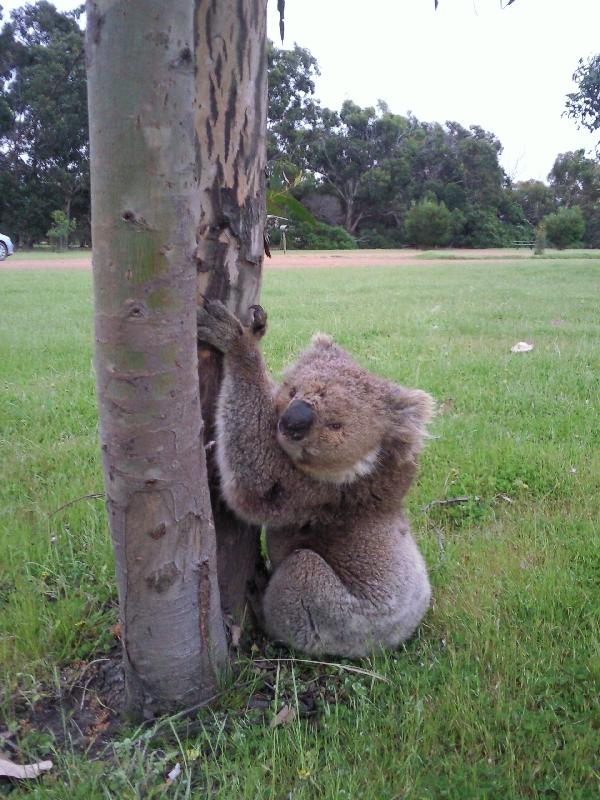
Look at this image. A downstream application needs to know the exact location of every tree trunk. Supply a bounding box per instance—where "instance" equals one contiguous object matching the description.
[194,0,268,625]
[86,0,228,718]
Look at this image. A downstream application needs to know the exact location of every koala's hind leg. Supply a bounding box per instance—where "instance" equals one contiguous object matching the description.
[263,549,385,658]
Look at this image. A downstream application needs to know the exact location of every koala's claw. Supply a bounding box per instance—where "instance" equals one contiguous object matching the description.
[249,304,268,338]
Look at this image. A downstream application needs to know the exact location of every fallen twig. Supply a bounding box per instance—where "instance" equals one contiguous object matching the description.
[251,657,390,683]
[49,492,105,517]
[494,493,514,504]
[422,495,481,512]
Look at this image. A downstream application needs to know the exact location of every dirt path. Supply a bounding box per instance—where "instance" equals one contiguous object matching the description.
[1,248,532,271]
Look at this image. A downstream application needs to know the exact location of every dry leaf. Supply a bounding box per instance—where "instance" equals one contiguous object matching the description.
[511,341,534,353]
[110,622,122,639]
[0,757,53,780]
[269,704,296,728]
[496,493,514,504]
[439,398,454,414]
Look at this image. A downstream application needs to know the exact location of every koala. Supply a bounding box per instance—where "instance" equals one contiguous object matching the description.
[197,300,434,658]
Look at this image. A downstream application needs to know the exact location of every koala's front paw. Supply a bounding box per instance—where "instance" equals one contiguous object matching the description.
[249,304,268,339]
[197,300,243,353]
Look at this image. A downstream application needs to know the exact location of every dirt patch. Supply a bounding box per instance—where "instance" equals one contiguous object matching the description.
[1,257,93,271]
[0,637,379,772]
[2,248,533,272]
[1,649,125,760]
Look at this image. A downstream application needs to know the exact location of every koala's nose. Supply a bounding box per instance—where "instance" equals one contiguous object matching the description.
[279,400,315,441]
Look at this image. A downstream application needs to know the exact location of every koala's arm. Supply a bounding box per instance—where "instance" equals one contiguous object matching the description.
[197,302,332,527]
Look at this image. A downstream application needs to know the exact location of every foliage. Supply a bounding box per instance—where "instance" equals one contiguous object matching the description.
[510,180,556,227]
[266,160,317,226]
[289,220,356,250]
[2,258,600,796]
[356,225,405,249]
[542,206,586,250]
[565,54,600,152]
[1,7,598,251]
[263,42,599,250]
[47,209,77,249]
[267,41,321,168]
[549,151,600,247]
[306,101,416,234]
[0,2,88,246]
[404,199,453,247]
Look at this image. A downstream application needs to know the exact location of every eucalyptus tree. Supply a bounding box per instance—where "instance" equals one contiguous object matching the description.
[87,0,267,717]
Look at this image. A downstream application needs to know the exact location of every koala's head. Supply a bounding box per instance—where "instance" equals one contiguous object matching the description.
[274,333,434,484]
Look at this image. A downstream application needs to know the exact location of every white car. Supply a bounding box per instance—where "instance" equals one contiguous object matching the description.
[0,233,14,261]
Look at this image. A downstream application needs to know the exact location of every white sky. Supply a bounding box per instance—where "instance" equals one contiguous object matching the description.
[2,0,598,182]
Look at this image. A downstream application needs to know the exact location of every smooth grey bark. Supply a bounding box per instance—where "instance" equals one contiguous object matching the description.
[86,0,227,717]
[194,0,268,625]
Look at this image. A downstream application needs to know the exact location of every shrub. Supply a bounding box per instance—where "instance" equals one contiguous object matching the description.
[404,200,453,248]
[289,221,356,250]
[542,206,585,250]
[356,226,405,249]
[453,206,510,248]
[47,210,77,250]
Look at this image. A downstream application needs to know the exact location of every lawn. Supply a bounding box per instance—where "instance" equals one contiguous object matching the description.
[1,258,599,798]
[8,248,92,261]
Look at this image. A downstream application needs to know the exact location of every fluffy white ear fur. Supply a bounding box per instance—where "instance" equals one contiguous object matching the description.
[387,387,435,459]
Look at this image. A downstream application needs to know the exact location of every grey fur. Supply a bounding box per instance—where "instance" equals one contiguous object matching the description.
[197,301,434,657]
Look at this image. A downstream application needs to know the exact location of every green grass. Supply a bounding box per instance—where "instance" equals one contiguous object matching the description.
[9,248,91,260]
[1,258,600,798]
[416,248,600,260]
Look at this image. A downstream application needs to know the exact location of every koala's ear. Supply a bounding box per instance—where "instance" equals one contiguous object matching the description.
[384,386,435,461]
[310,332,334,349]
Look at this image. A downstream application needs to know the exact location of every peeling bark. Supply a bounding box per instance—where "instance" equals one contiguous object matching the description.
[194,0,268,624]
[86,0,227,717]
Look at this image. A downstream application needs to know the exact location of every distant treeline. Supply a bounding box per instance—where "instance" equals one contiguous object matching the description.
[1,3,599,249]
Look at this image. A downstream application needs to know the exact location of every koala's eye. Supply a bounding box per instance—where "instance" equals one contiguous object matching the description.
[289,387,297,398]
[327,422,342,431]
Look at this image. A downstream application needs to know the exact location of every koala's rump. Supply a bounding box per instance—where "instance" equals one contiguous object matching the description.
[265,515,431,654]
[266,513,430,609]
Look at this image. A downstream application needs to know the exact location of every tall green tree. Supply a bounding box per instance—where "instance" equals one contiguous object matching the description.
[267,41,321,168]
[549,150,600,247]
[310,101,414,233]
[565,54,600,153]
[0,2,88,244]
[510,180,556,227]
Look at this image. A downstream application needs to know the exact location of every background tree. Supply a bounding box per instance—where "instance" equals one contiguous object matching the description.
[510,180,556,227]
[549,150,600,247]
[307,101,417,234]
[267,41,322,169]
[2,5,597,254]
[565,54,600,153]
[0,2,88,245]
